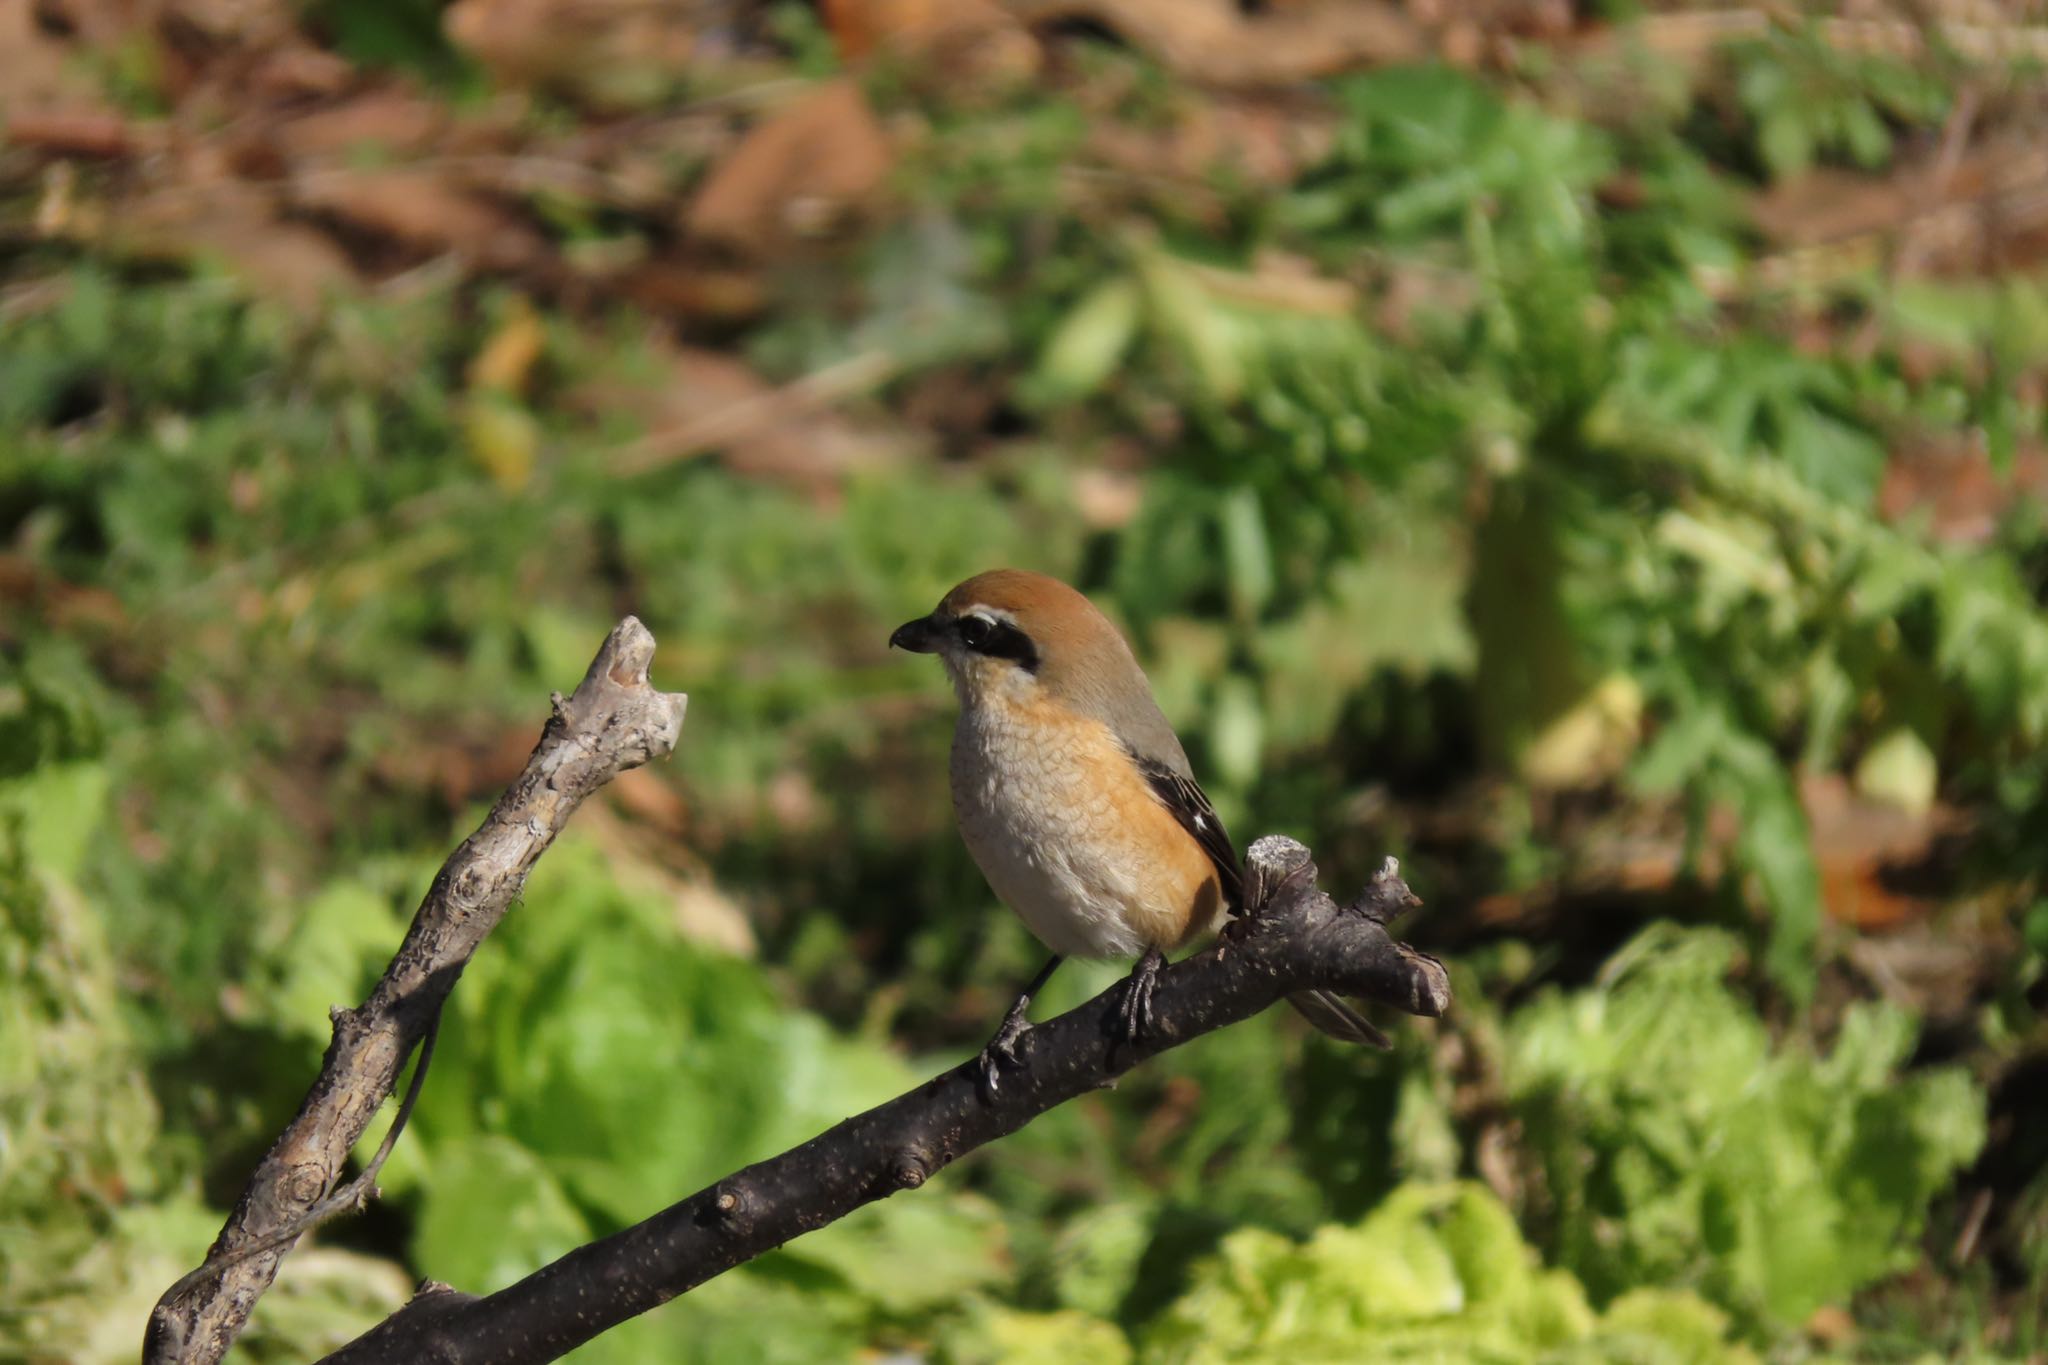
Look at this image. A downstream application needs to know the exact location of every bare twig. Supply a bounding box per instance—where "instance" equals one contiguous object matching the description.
[607,349,898,478]
[317,836,1450,1365]
[144,618,689,1365]
[153,1014,441,1311]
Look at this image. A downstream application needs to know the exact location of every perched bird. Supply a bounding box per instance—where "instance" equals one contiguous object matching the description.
[891,568,1386,1086]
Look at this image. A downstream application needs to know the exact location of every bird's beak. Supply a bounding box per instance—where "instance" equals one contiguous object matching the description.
[890,615,940,653]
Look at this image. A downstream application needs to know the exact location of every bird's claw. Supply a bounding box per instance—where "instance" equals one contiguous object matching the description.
[1111,948,1164,1047]
[977,1006,1034,1096]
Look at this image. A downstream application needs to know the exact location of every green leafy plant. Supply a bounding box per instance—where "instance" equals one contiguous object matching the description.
[1502,926,1986,1328]
[1731,29,1951,181]
[3,16,2035,1361]
[1140,1181,1758,1364]
[355,838,1012,1361]
[0,742,410,1362]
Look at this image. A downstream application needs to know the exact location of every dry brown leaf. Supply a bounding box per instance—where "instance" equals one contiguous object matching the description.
[1750,169,1915,250]
[1087,97,1337,192]
[162,0,300,45]
[1593,8,2048,66]
[653,346,904,485]
[823,0,1040,89]
[823,0,914,59]
[609,766,692,836]
[1751,135,2048,248]
[18,0,171,58]
[293,167,548,271]
[75,179,358,305]
[575,344,908,491]
[1733,130,2048,293]
[244,45,358,100]
[0,553,129,634]
[1805,1305,1860,1347]
[445,0,700,108]
[1003,0,1424,88]
[1802,772,1964,931]
[682,79,892,255]
[0,0,115,119]
[1466,761,1967,934]
[271,89,449,160]
[1879,434,2048,546]
[182,218,358,306]
[616,257,767,321]
[2,109,154,158]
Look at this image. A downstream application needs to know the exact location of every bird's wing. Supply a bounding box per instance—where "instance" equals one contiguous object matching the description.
[1131,753,1245,910]
[1132,751,1389,1048]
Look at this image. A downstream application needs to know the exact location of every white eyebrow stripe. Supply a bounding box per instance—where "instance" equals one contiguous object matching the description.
[958,605,1019,626]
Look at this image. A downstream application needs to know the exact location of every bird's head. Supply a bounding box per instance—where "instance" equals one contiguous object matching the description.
[891,569,1143,711]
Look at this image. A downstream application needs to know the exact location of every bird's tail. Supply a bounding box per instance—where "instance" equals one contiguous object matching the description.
[1287,990,1390,1048]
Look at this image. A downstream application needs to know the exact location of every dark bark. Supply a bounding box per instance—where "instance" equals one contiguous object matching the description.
[144,618,688,1365]
[319,837,1449,1365]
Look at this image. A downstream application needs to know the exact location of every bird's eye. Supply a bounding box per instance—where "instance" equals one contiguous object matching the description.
[952,613,1039,670]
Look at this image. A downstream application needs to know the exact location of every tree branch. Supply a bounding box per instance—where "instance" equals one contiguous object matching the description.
[145,618,689,1365]
[150,1013,443,1316]
[318,836,1449,1365]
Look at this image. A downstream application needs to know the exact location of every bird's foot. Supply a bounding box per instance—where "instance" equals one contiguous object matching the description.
[1111,948,1165,1047]
[975,955,1062,1099]
[977,1001,1034,1096]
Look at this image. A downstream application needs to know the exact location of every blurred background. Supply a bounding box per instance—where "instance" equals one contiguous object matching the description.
[4,0,2047,1359]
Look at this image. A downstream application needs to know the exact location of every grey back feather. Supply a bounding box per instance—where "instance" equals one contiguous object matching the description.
[1070,646,1193,779]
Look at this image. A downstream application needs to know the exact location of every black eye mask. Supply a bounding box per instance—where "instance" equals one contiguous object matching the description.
[956,614,1040,671]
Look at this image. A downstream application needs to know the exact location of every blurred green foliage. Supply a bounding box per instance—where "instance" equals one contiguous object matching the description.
[1143,1182,1758,1365]
[4,10,2046,1364]
[1502,927,1985,1326]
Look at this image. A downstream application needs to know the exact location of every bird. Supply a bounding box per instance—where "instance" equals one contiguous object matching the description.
[890,568,1387,1088]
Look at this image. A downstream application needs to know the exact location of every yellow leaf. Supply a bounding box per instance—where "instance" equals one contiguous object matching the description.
[1521,672,1643,790]
[467,300,545,395]
[462,396,539,492]
[1854,728,1937,817]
